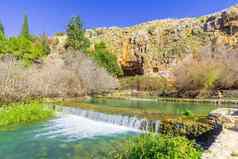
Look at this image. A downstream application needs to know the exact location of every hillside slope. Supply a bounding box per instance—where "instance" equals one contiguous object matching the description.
[53,5,238,77]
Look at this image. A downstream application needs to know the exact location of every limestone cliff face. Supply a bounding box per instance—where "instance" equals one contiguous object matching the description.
[52,5,238,77]
[85,5,238,76]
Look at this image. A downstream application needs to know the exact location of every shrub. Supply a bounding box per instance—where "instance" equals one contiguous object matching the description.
[3,36,49,65]
[174,56,222,91]
[65,16,90,51]
[111,134,202,159]
[0,102,55,127]
[91,42,123,77]
[60,51,119,94]
[182,109,193,116]
[174,44,238,94]
[0,16,49,65]
[119,76,172,92]
[0,51,119,102]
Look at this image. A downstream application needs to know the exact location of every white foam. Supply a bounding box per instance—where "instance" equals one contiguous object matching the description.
[34,114,139,140]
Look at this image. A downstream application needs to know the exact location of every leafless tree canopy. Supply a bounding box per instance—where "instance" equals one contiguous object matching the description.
[0,51,119,102]
[174,44,238,93]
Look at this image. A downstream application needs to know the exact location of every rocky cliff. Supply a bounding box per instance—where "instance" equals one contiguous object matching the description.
[53,5,238,77]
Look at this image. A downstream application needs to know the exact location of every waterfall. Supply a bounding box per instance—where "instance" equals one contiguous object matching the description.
[50,105,161,133]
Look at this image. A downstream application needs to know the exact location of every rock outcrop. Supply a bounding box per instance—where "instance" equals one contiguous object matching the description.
[86,18,207,76]
[204,6,238,35]
[52,5,238,77]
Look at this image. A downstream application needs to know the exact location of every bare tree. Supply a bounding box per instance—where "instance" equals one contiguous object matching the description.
[0,51,119,102]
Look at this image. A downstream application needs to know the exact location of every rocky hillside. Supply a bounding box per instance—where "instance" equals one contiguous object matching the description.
[52,5,238,77]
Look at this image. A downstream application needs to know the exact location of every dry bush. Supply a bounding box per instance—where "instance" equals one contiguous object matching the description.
[119,76,171,92]
[27,59,85,98]
[0,56,29,102]
[61,51,119,94]
[174,55,223,91]
[174,45,238,93]
[0,51,119,102]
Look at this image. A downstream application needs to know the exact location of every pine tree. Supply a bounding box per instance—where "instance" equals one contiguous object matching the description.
[20,15,31,39]
[66,16,90,51]
[0,21,4,35]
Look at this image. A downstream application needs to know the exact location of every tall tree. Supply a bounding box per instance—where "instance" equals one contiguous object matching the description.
[0,21,4,35]
[66,16,90,51]
[20,15,31,39]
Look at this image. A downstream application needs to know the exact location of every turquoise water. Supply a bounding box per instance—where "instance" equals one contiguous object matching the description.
[0,99,225,158]
[66,98,221,117]
[0,114,139,159]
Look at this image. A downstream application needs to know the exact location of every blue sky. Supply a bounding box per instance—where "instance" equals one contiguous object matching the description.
[0,0,238,36]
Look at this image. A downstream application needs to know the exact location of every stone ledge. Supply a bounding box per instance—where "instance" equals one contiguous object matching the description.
[210,108,238,129]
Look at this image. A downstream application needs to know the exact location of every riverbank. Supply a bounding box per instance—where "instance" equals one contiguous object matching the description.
[97,90,238,105]
[202,129,238,159]
[42,88,238,106]
[203,108,238,159]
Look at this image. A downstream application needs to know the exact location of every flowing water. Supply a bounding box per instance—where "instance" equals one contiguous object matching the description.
[0,114,139,159]
[53,105,161,132]
[0,98,226,159]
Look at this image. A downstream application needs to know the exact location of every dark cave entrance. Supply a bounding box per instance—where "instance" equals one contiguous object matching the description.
[121,61,144,76]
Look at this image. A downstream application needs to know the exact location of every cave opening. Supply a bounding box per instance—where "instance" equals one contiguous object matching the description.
[121,61,144,76]
[153,67,159,73]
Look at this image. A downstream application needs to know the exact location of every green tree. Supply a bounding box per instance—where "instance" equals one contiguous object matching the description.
[20,15,31,39]
[0,32,6,54]
[66,16,90,51]
[0,21,6,54]
[92,42,123,77]
[0,21,4,35]
[5,36,48,65]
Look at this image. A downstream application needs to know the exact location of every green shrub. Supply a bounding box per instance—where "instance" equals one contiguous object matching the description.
[182,109,193,117]
[0,36,49,65]
[0,16,49,65]
[111,134,202,159]
[0,102,55,127]
[91,42,123,77]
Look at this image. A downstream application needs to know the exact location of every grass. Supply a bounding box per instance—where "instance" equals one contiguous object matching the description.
[111,134,202,159]
[0,101,55,127]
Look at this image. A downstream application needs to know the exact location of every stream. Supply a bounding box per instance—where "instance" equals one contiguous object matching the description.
[0,98,228,159]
